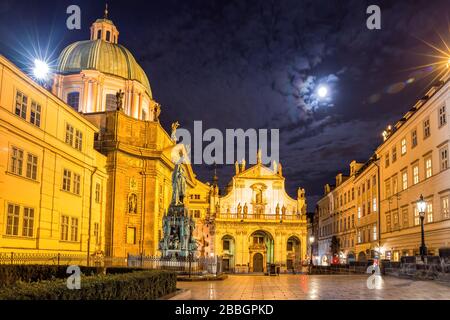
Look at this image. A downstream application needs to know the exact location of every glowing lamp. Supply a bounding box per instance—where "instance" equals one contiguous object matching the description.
[416,194,426,218]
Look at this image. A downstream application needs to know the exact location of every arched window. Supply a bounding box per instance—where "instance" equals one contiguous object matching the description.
[97,30,102,40]
[105,94,117,111]
[67,92,80,111]
[106,31,111,42]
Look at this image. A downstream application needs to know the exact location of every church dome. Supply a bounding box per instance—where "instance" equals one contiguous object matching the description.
[56,16,152,97]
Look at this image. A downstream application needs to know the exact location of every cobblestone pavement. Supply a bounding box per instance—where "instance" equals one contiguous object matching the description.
[177,274,450,300]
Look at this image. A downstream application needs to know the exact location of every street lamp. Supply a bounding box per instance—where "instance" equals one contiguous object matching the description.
[309,235,315,266]
[416,194,427,261]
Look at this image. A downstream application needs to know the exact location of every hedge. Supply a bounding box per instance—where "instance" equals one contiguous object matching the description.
[0,270,176,300]
[0,265,146,287]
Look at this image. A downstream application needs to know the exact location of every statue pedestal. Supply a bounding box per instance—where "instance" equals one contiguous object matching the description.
[159,204,197,259]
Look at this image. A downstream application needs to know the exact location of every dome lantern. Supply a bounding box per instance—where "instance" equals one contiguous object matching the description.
[90,4,119,44]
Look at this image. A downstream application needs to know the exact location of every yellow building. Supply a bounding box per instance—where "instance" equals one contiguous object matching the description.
[210,153,307,273]
[0,55,108,257]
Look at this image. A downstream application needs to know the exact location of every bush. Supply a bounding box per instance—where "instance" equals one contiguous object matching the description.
[0,270,176,300]
[0,265,145,287]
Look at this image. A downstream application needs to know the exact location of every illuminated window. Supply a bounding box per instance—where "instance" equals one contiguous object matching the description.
[15,91,27,119]
[65,124,74,146]
[442,196,449,219]
[414,207,420,226]
[22,207,34,237]
[402,170,408,190]
[357,206,361,219]
[413,164,419,185]
[425,157,432,179]
[372,224,377,241]
[390,147,397,164]
[10,146,24,175]
[26,153,38,180]
[439,105,447,127]
[440,146,448,171]
[6,203,20,236]
[423,118,430,139]
[372,198,377,212]
[411,129,417,148]
[60,215,69,241]
[30,101,41,127]
[401,138,407,155]
[427,202,433,223]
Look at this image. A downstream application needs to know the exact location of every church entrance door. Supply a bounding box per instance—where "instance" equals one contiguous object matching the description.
[253,253,264,272]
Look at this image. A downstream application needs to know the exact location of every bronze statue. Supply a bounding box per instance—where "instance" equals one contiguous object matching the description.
[116,90,124,111]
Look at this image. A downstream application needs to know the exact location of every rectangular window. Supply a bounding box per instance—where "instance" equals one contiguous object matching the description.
[70,217,78,241]
[60,215,69,241]
[372,198,377,212]
[373,224,377,241]
[65,124,74,146]
[442,196,449,219]
[402,208,409,228]
[127,227,136,244]
[393,210,399,229]
[74,130,83,151]
[392,174,398,194]
[223,240,230,250]
[357,230,361,243]
[425,156,432,179]
[6,203,20,236]
[413,164,419,185]
[94,222,100,244]
[401,138,407,155]
[440,146,448,171]
[423,118,430,139]
[95,183,101,203]
[15,91,27,119]
[414,207,420,226]
[439,105,447,127]
[26,153,38,180]
[73,173,81,195]
[402,170,408,190]
[427,203,433,223]
[386,214,391,232]
[22,207,34,237]
[62,169,72,192]
[392,146,397,163]
[357,206,361,219]
[67,92,80,111]
[411,129,418,148]
[385,153,390,168]
[10,146,24,175]
[30,101,41,127]
[385,179,391,198]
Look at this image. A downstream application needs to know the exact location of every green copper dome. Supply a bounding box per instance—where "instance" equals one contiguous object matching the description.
[57,39,152,97]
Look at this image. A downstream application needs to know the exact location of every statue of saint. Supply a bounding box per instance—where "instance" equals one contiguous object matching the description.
[276,203,280,215]
[171,162,186,205]
[243,203,248,215]
[237,203,242,215]
[153,103,161,122]
[282,205,286,216]
[128,193,137,214]
[116,90,124,111]
[171,121,179,142]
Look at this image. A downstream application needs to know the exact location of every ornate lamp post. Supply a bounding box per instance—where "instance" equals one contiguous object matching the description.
[309,235,315,267]
[416,195,427,262]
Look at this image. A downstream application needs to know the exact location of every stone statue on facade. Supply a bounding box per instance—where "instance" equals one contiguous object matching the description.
[153,103,161,122]
[237,203,242,215]
[241,158,246,172]
[171,121,179,142]
[276,203,280,215]
[128,193,137,214]
[116,89,124,111]
[235,161,239,175]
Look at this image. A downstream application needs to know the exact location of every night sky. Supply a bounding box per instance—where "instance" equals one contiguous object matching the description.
[1,0,449,209]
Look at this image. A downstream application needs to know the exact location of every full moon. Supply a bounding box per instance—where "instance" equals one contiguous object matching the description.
[317,85,328,98]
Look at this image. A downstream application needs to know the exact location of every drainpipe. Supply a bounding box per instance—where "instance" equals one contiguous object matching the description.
[87,167,98,266]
